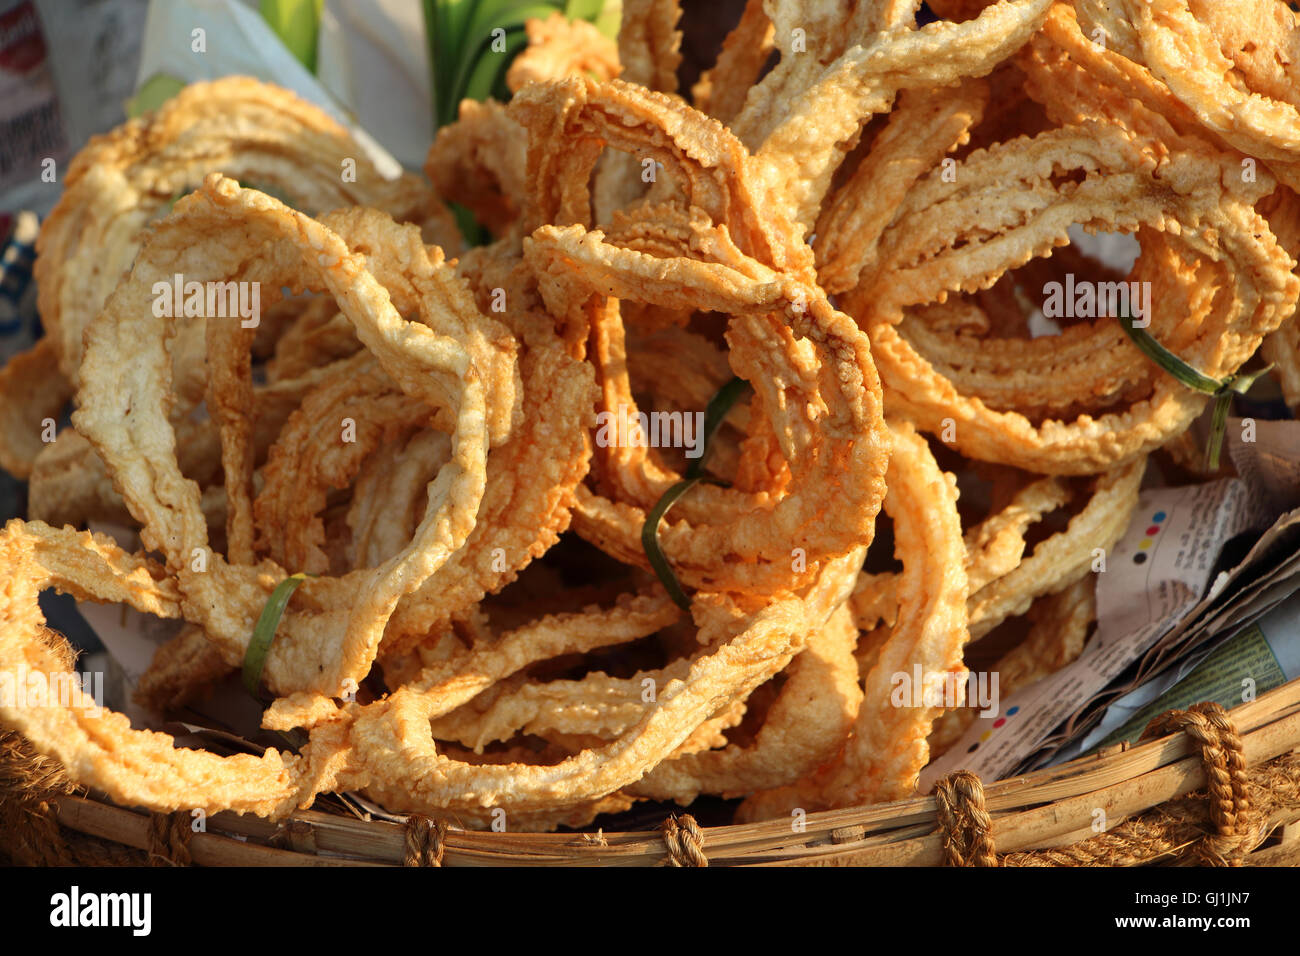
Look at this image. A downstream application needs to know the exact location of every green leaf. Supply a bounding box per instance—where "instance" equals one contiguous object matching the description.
[1119,314,1278,472]
[242,573,310,697]
[565,0,605,20]
[462,28,530,107]
[1226,364,1275,397]
[1205,390,1232,472]
[454,3,559,106]
[642,477,704,611]
[593,0,621,39]
[686,376,752,480]
[425,0,605,131]
[1118,313,1221,394]
[449,201,489,246]
[260,0,324,74]
[465,0,562,50]
[641,377,751,609]
[126,73,187,118]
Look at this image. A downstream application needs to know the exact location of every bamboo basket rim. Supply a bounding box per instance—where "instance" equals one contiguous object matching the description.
[14,679,1300,866]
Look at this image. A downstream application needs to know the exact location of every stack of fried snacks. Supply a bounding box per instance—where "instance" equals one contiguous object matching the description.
[2,0,1297,830]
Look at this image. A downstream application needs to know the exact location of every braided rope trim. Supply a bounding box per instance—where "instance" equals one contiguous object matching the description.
[662,813,708,867]
[403,814,449,867]
[0,731,147,866]
[147,811,195,866]
[3,702,1297,866]
[937,703,1294,867]
[935,770,997,866]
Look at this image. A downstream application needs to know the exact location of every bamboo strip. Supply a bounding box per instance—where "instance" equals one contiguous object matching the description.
[42,682,1300,866]
[773,710,1300,866]
[53,797,380,866]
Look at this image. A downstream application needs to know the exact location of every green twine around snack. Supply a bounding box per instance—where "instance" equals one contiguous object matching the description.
[242,572,310,697]
[642,377,752,610]
[1118,312,1272,471]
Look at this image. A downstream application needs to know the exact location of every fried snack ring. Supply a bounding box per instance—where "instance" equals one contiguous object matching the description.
[928,574,1096,757]
[275,588,680,735]
[0,519,300,817]
[588,0,681,218]
[265,298,361,383]
[74,175,491,698]
[35,76,453,390]
[379,248,599,649]
[846,116,1299,474]
[424,99,529,239]
[620,324,753,490]
[725,0,921,152]
[134,624,233,712]
[614,0,681,94]
[1023,4,1228,154]
[853,455,1141,639]
[347,428,452,569]
[421,598,778,753]
[514,76,888,593]
[748,0,1052,232]
[205,320,259,566]
[852,471,1070,630]
[738,422,969,819]
[0,338,75,480]
[1258,187,1300,411]
[1077,0,1300,189]
[814,77,990,296]
[27,356,348,537]
[627,602,862,803]
[966,456,1142,638]
[505,11,621,93]
[689,0,773,124]
[252,353,436,574]
[430,655,752,758]
[331,551,861,815]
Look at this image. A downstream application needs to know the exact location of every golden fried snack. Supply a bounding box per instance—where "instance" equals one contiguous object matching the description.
[853,455,1140,640]
[27,428,138,529]
[1077,0,1300,190]
[739,422,969,818]
[928,575,1096,757]
[331,550,862,817]
[628,602,863,802]
[815,76,990,295]
[0,520,301,817]
[346,428,452,569]
[846,116,1299,473]
[0,339,74,480]
[264,298,360,383]
[253,354,436,574]
[748,0,1052,233]
[725,0,920,152]
[134,624,233,712]
[379,247,599,651]
[407,588,684,747]
[690,0,773,124]
[424,99,528,238]
[1258,187,1300,411]
[74,175,494,698]
[852,471,1070,631]
[515,75,889,594]
[614,0,681,93]
[966,456,1142,638]
[587,0,681,219]
[27,356,349,539]
[35,76,455,391]
[505,11,621,92]
[11,0,1295,836]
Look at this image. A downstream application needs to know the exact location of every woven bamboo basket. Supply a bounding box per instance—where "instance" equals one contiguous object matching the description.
[4,679,1299,867]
